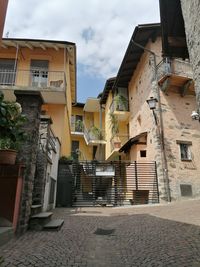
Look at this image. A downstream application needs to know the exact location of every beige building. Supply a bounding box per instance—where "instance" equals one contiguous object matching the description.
[103,23,200,202]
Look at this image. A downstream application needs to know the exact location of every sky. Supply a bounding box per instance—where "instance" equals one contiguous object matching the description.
[4,0,160,103]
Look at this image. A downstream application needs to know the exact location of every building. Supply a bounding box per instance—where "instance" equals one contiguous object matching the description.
[0,38,76,232]
[0,0,8,40]
[71,99,105,161]
[101,23,200,202]
[159,0,200,121]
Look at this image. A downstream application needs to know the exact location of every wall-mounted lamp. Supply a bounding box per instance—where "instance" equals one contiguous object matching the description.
[146,97,158,124]
[146,97,158,110]
[191,110,200,121]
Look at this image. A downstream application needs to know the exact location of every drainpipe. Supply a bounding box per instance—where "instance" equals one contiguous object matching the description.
[13,43,19,85]
[131,40,171,202]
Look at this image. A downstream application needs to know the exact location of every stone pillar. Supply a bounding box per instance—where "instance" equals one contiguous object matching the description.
[181,0,200,111]
[14,91,43,233]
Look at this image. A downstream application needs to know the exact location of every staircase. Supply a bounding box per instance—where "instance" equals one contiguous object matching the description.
[29,205,64,231]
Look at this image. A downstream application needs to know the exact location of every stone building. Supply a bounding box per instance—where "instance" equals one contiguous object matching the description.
[159,0,200,118]
[103,23,200,202]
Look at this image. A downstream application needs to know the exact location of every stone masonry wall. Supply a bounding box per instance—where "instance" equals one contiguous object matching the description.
[181,0,200,110]
[15,91,43,234]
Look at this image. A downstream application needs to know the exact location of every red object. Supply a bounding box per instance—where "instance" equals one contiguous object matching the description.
[0,149,17,165]
[0,165,24,232]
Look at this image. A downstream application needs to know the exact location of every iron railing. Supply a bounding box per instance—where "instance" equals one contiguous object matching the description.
[83,124,105,144]
[71,161,159,206]
[110,96,129,113]
[0,69,66,90]
[71,121,84,133]
[156,58,193,82]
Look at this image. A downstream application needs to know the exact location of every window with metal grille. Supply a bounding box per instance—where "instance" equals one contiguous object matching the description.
[0,58,16,85]
[49,178,56,204]
[179,143,191,161]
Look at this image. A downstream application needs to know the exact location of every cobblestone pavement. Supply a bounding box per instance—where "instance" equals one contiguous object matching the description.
[1,210,200,267]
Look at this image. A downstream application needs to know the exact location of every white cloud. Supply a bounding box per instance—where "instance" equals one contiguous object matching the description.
[4,0,160,79]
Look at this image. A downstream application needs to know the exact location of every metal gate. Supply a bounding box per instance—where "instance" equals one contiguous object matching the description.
[72,161,159,207]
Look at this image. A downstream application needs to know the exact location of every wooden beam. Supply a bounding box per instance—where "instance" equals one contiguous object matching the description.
[1,43,8,49]
[161,77,170,93]
[53,45,59,51]
[168,36,187,48]
[39,43,46,50]
[25,42,33,50]
[181,79,193,97]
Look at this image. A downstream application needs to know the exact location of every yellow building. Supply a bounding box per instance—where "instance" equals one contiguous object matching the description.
[71,98,106,161]
[100,78,130,161]
[0,38,76,156]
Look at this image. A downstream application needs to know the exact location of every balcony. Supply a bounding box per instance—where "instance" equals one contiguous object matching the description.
[110,95,130,121]
[156,58,194,96]
[84,125,106,146]
[71,121,84,136]
[0,69,66,104]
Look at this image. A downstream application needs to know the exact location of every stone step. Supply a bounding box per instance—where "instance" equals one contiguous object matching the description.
[43,219,64,231]
[0,227,14,246]
[31,204,42,216]
[29,212,53,230]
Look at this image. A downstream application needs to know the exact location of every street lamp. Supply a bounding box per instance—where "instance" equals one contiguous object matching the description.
[146,97,158,124]
[191,110,200,121]
[146,97,158,110]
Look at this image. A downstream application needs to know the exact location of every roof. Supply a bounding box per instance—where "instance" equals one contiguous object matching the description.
[119,132,147,153]
[100,24,161,104]
[100,77,116,105]
[1,38,77,103]
[114,23,161,89]
[73,102,85,108]
[159,0,189,58]
[84,98,100,112]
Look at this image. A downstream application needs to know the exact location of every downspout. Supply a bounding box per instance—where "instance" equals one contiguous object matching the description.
[13,43,19,84]
[131,40,171,202]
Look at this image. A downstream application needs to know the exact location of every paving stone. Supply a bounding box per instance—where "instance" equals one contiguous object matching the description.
[1,209,200,266]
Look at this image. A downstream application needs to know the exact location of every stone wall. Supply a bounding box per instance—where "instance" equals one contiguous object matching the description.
[181,0,200,110]
[15,91,43,234]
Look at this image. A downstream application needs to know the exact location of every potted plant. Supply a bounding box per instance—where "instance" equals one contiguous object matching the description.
[109,113,121,148]
[75,119,84,132]
[113,94,128,111]
[89,126,102,140]
[0,91,27,164]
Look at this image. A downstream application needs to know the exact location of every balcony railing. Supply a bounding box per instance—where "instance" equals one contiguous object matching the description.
[71,121,84,134]
[0,69,66,91]
[156,58,193,83]
[84,124,106,145]
[110,96,129,113]
[110,134,129,152]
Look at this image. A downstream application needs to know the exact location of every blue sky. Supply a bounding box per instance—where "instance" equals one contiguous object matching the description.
[4,0,160,103]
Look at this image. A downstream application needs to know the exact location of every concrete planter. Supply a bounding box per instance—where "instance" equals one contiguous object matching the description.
[0,149,17,165]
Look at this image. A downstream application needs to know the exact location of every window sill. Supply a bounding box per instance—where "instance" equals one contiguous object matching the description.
[181,159,192,162]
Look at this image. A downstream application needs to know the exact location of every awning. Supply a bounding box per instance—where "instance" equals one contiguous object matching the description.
[119,132,147,153]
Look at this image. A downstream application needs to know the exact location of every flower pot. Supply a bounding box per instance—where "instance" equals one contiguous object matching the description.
[0,149,17,165]
[113,141,121,149]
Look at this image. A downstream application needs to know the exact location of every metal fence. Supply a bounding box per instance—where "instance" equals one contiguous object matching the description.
[156,58,193,82]
[71,161,159,207]
[0,69,66,90]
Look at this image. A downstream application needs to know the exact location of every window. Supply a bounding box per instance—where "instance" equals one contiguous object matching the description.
[140,150,147,158]
[179,143,191,161]
[30,60,49,87]
[0,59,16,85]
[49,178,56,204]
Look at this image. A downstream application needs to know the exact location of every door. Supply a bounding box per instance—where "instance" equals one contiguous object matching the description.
[0,59,16,85]
[71,140,79,160]
[30,60,49,87]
